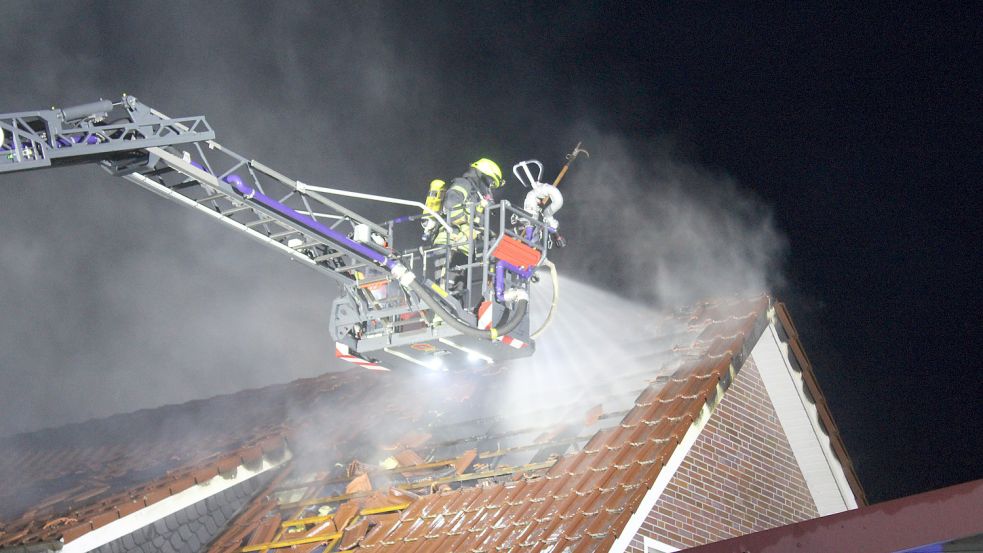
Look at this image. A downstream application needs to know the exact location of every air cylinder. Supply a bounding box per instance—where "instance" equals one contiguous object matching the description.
[59,100,113,122]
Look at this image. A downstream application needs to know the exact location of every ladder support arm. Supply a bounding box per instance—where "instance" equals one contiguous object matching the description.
[1,95,213,173]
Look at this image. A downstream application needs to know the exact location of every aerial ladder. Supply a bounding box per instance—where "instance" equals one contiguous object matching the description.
[0,95,582,371]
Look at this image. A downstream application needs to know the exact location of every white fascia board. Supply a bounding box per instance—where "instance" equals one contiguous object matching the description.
[751,313,858,514]
[643,536,681,552]
[61,452,290,553]
[608,361,735,553]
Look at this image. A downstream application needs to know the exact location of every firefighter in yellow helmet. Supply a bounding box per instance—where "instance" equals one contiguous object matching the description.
[425,158,504,292]
[427,158,503,251]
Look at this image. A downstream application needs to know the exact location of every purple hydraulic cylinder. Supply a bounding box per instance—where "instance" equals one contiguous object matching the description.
[495,260,534,302]
[226,176,398,270]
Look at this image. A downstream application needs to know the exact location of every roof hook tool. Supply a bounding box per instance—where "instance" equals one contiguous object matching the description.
[552,141,589,188]
[510,142,589,190]
[541,142,588,248]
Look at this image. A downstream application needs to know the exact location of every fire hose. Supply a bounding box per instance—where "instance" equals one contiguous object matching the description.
[405,278,528,341]
[530,260,559,339]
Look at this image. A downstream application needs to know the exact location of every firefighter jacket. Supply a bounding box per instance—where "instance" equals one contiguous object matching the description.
[432,167,492,254]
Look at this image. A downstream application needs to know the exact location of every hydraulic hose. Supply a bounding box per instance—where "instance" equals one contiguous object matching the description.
[407,279,528,340]
[228,179,399,271]
[530,260,559,339]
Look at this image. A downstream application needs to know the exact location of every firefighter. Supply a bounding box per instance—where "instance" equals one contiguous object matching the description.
[424,158,505,292]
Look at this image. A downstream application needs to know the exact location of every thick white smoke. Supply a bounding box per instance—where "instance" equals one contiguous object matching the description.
[0,4,787,443]
[559,128,787,309]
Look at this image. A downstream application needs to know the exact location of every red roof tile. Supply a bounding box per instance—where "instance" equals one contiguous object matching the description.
[195,296,769,551]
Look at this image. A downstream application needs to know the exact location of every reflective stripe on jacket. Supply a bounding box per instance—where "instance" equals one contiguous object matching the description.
[433,168,490,253]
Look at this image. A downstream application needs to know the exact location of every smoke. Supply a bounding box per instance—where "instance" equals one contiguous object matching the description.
[558,128,787,308]
[0,3,787,450]
[0,3,446,437]
[485,127,787,434]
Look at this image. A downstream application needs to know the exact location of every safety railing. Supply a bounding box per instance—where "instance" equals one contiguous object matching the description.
[377,198,551,312]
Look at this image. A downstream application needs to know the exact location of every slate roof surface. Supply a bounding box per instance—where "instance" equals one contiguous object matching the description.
[0,288,862,552]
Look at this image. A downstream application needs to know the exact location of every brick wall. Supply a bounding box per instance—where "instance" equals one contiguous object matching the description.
[627,357,819,552]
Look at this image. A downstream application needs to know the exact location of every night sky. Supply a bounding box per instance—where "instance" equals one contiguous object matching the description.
[1,2,981,505]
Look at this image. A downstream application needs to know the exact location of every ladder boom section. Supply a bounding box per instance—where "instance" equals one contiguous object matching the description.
[0,95,399,287]
[0,96,213,173]
[121,140,392,288]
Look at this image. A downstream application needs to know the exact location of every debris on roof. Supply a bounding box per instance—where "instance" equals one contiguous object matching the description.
[203,296,779,552]
[345,474,373,495]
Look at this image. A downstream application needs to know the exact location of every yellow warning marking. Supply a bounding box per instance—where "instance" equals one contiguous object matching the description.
[430,282,448,298]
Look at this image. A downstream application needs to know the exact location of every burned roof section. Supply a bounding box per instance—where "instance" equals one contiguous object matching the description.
[204,295,774,552]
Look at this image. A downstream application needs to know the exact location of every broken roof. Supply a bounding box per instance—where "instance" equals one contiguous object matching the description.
[0,290,863,551]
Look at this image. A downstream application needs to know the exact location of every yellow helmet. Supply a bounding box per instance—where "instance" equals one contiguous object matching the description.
[471,158,504,189]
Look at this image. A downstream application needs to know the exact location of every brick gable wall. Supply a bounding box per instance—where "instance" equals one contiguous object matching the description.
[627,356,819,552]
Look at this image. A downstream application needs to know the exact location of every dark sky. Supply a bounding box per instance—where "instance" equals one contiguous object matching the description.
[1,2,980,505]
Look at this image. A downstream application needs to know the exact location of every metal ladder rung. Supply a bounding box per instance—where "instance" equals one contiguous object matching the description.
[313,251,347,263]
[221,205,251,216]
[197,192,228,203]
[270,229,299,240]
[170,180,201,191]
[245,217,276,229]
[143,166,175,178]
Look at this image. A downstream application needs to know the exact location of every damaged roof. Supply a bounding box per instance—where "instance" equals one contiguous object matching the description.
[207,296,777,553]
[0,293,863,552]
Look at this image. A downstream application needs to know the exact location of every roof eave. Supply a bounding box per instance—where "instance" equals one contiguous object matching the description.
[0,542,62,553]
[58,452,289,552]
[773,302,867,505]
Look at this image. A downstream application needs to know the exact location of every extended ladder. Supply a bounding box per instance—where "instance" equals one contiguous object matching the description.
[1,95,552,371]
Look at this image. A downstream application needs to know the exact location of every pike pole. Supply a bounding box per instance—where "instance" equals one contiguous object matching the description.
[551,141,590,188]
